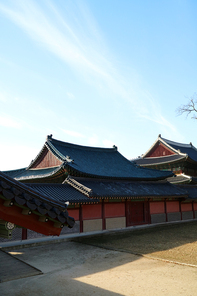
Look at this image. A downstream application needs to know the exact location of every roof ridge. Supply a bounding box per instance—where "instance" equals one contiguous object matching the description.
[161,136,197,149]
[65,176,93,197]
[47,135,117,152]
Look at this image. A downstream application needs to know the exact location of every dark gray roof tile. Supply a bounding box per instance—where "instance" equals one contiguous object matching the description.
[26,183,99,204]
[65,177,188,199]
[45,136,173,180]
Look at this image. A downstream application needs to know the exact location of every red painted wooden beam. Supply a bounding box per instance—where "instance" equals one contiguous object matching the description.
[0,199,61,236]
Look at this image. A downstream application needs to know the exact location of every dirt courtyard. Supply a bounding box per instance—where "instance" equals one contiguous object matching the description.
[1,221,197,296]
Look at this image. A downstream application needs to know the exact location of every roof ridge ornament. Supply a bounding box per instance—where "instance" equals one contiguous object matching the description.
[47,134,53,141]
[65,155,74,163]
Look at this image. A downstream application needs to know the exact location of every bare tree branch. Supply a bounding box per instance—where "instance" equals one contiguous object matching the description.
[176,93,197,119]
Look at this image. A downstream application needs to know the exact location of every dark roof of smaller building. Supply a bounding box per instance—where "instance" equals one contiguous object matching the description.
[3,168,27,179]
[26,183,99,205]
[3,166,66,182]
[65,176,188,199]
[0,171,74,228]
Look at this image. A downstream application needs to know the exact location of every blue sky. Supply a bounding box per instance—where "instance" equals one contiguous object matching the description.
[0,0,197,171]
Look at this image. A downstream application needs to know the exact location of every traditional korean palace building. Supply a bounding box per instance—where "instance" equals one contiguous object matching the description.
[2,134,197,240]
[134,134,197,184]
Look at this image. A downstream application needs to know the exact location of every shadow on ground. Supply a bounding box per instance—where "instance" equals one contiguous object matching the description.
[0,249,42,283]
[1,221,197,295]
[71,221,197,265]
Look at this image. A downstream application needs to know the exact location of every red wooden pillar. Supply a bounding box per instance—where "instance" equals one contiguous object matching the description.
[164,199,167,222]
[79,205,83,233]
[147,199,151,224]
[179,201,182,220]
[125,199,129,227]
[102,200,106,230]
[192,201,195,219]
[22,228,27,240]
[143,200,149,224]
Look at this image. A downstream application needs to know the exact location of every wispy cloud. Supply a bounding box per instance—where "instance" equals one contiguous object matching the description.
[0,0,177,133]
[66,92,75,100]
[0,115,22,128]
[0,0,113,82]
[61,129,85,139]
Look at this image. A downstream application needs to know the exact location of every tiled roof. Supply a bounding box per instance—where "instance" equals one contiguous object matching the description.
[167,174,197,184]
[33,135,173,180]
[161,137,197,162]
[26,183,99,204]
[176,185,197,199]
[4,166,66,182]
[3,135,174,181]
[134,154,185,166]
[65,176,188,199]
[3,168,27,179]
[0,171,74,228]
[142,134,197,163]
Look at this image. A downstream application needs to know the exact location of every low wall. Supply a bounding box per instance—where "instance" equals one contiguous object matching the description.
[83,219,102,233]
[182,211,193,220]
[106,217,126,230]
[167,212,181,222]
[151,213,166,224]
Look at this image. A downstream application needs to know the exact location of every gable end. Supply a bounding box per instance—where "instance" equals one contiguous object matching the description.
[31,147,63,169]
[146,142,175,158]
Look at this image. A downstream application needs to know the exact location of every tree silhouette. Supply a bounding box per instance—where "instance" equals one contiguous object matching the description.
[176,93,197,119]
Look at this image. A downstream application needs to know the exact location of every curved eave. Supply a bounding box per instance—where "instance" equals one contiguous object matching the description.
[135,155,187,167]
[15,166,67,182]
[3,168,27,179]
[65,163,173,181]
[168,174,197,185]
[186,156,197,165]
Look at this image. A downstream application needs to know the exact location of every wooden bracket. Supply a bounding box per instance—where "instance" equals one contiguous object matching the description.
[3,200,14,207]
[39,216,49,222]
[53,222,63,228]
[22,209,32,215]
